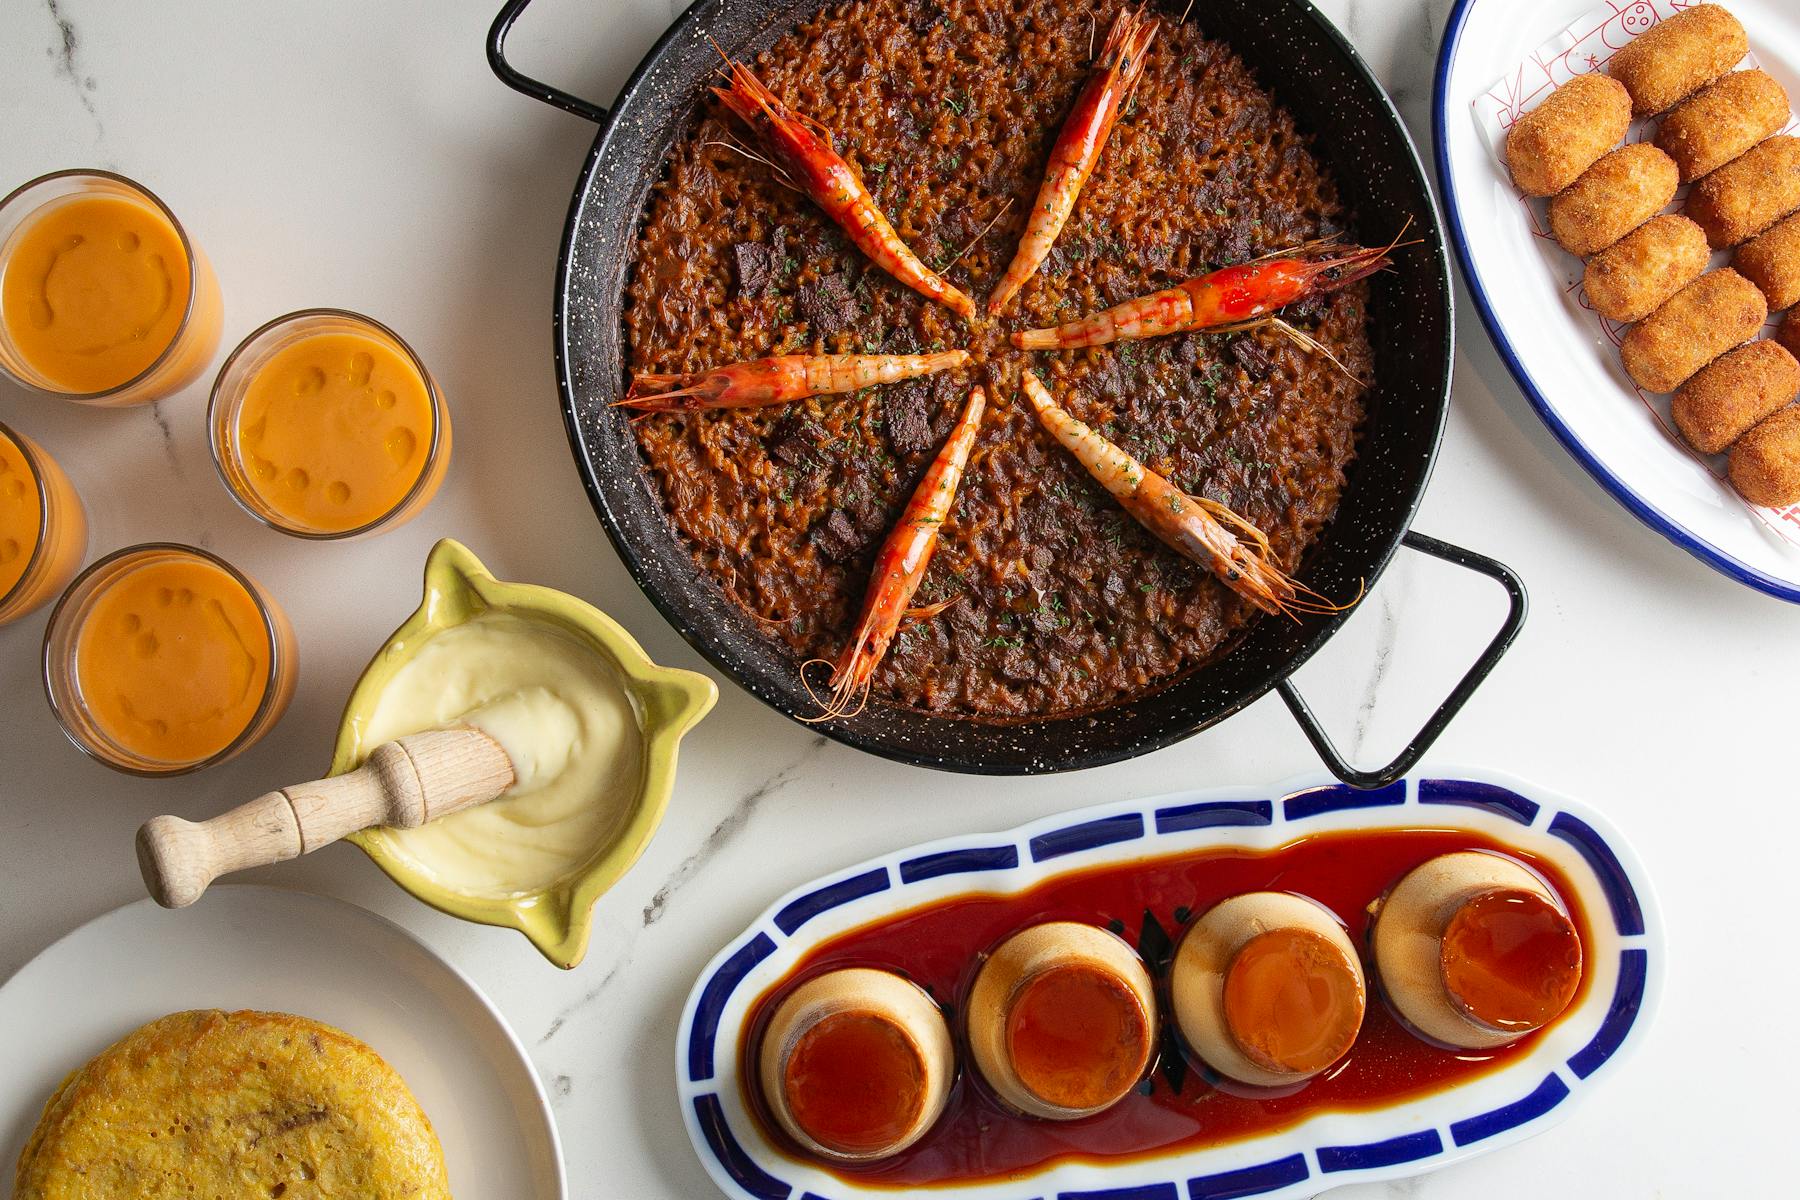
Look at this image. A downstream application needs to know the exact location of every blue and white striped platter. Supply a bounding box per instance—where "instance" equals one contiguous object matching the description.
[676,770,1660,1200]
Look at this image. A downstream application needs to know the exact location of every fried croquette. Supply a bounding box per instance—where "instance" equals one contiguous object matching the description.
[1729,403,1800,506]
[1607,4,1747,116]
[1620,268,1767,393]
[1505,73,1632,197]
[1655,69,1789,183]
[1688,135,1800,248]
[1584,214,1711,322]
[1780,309,1800,359]
[1549,143,1679,255]
[1735,211,1800,312]
[1672,339,1800,454]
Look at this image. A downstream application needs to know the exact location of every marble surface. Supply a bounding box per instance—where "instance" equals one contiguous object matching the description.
[0,1,1791,1196]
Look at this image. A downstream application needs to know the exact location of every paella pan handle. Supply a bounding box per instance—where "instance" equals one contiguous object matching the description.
[487,0,611,124]
[1275,531,1527,791]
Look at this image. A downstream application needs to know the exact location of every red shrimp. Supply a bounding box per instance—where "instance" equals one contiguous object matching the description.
[987,6,1160,315]
[1020,370,1345,616]
[806,384,987,719]
[618,351,969,412]
[714,59,977,319]
[1013,236,1398,349]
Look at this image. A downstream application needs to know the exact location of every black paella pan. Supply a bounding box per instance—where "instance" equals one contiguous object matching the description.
[487,0,1525,787]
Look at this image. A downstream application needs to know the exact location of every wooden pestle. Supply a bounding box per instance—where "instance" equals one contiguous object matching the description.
[137,726,515,909]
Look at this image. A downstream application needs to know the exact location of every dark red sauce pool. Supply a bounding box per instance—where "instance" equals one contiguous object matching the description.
[740,828,1591,1188]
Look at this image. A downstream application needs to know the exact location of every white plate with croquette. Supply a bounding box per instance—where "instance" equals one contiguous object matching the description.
[1436,0,1800,602]
[0,886,567,1199]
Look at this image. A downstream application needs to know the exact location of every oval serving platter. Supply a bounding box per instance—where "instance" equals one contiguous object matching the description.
[1435,0,1800,602]
[676,771,1660,1199]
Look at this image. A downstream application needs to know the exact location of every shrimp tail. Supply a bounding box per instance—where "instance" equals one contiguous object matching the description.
[903,595,960,626]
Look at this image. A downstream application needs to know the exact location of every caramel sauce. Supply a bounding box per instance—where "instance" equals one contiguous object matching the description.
[1441,887,1583,1033]
[741,828,1590,1188]
[784,1011,927,1155]
[1006,964,1150,1110]
[1223,928,1363,1075]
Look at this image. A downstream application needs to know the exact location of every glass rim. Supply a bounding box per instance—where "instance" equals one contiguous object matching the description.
[206,306,446,541]
[0,418,52,613]
[40,541,290,777]
[0,168,203,402]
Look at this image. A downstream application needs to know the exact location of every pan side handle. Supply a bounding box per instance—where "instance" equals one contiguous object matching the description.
[488,0,611,124]
[1276,531,1528,791]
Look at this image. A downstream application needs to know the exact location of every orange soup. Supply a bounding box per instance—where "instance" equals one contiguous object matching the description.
[0,426,42,598]
[73,556,271,763]
[233,330,434,533]
[1,194,191,394]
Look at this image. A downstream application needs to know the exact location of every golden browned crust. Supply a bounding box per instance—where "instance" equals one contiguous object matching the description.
[1548,143,1678,256]
[1781,310,1800,360]
[1730,403,1800,506]
[1688,136,1800,249]
[15,1010,451,1200]
[1583,214,1710,322]
[1735,211,1800,312]
[1505,73,1632,197]
[1620,269,1766,393]
[1607,4,1747,116]
[1672,340,1800,454]
[1655,69,1789,183]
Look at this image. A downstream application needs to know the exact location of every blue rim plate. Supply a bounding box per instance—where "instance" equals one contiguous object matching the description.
[1434,0,1800,603]
[675,770,1662,1200]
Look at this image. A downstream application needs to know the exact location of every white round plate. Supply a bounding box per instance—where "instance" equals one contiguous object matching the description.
[0,885,566,1199]
[1435,0,1800,602]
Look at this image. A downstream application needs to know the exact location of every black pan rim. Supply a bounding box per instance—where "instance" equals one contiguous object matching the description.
[549,0,1456,775]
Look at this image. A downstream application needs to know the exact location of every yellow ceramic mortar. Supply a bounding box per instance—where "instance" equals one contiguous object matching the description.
[334,539,716,968]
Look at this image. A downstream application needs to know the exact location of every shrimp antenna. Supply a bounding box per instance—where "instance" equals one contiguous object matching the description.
[1264,216,1420,269]
[798,656,871,722]
[1348,215,1420,265]
[1274,574,1365,621]
[1265,317,1359,382]
[1201,315,1358,382]
[699,137,799,191]
[943,197,1015,272]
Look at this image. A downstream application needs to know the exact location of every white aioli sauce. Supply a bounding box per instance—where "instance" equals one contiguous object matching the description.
[357,611,642,897]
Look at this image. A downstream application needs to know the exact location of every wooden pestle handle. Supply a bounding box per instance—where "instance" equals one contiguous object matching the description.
[137,726,515,909]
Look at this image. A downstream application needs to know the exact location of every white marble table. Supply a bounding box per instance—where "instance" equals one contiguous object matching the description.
[1,1,1792,1196]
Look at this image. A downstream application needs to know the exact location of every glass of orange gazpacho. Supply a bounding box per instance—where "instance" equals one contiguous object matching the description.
[0,421,87,625]
[0,170,222,405]
[209,310,450,539]
[43,545,296,774]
